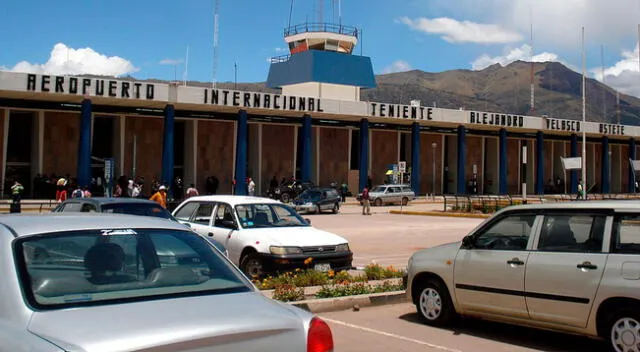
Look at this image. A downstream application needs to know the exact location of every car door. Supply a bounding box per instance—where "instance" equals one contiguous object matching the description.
[454,213,539,319]
[173,201,199,225]
[188,202,216,237]
[524,212,609,328]
[212,203,242,264]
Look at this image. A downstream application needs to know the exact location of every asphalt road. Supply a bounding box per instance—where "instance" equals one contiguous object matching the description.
[322,303,609,352]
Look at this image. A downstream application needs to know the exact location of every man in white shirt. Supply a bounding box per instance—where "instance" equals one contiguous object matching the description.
[248,177,256,196]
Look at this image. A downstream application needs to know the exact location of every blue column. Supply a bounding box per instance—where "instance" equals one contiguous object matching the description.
[161,104,175,192]
[410,122,421,195]
[77,99,92,187]
[499,128,507,194]
[358,118,369,192]
[234,110,248,195]
[457,125,466,194]
[630,139,637,193]
[602,136,610,194]
[570,134,578,194]
[300,114,312,182]
[536,131,545,194]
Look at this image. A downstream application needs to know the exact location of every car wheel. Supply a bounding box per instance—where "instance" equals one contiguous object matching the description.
[607,308,640,352]
[401,197,409,206]
[332,203,339,214]
[281,193,291,203]
[374,198,382,206]
[415,279,455,327]
[240,253,265,279]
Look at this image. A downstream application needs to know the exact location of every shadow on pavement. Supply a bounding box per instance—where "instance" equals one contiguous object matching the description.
[398,312,608,352]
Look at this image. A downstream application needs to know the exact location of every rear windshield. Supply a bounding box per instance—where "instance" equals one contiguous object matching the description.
[101,203,174,220]
[16,229,251,309]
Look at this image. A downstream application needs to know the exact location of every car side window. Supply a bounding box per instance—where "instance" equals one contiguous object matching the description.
[386,187,394,193]
[61,202,82,212]
[81,203,97,212]
[193,203,215,225]
[537,214,606,253]
[174,202,198,221]
[214,203,236,229]
[612,214,640,254]
[472,214,535,250]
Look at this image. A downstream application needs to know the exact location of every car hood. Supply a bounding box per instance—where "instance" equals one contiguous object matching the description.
[28,292,311,352]
[247,226,348,247]
[412,241,461,260]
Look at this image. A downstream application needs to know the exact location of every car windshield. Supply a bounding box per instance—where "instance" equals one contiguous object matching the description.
[101,203,176,221]
[371,186,386,192]
[235,203,310,228]
[17,229,251,309]
[299,190,322,201]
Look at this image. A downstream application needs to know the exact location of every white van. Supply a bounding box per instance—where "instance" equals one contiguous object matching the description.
[172,195,353,277]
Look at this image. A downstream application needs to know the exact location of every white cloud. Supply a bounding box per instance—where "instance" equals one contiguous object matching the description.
[5,43,138,77]
[592,44,640,97]
[159,58,184,65]
[399,16,522,44]
[471,44,559,70]
[382,60,412,74]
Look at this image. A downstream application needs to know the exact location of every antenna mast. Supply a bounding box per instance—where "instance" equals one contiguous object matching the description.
[183,45,190,86]
[212,0,220,89]
[601,45,606,121]
[529,7,535,115]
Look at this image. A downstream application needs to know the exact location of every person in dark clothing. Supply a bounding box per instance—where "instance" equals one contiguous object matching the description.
[211,176,219,194]
[269,176,278,196]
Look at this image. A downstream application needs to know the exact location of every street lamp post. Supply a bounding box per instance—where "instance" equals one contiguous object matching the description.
[432,142,437,199]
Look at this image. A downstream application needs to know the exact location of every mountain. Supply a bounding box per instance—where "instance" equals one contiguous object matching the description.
[153,61,640,125]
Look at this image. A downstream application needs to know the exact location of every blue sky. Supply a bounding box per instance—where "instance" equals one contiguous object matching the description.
[2,0,640,96]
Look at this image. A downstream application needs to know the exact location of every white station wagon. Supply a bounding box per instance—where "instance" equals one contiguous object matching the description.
[172,195,353,277]
[406,201,640,352]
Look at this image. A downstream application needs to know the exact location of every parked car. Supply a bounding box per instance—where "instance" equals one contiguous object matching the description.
[52,197,227,256]
[171,195,353,277]
[274,180,315,203]
[1,214,334,352]
[357,184,416,206]
[405,200,640,352]
[293,187,341,214]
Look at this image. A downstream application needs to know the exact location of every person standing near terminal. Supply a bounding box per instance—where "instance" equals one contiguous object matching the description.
[576,179,585,200]
[186,184,199,198]
[150,185,167,209]
[248,177,256,196]
[10,180,24,213]
[361,187,371,216]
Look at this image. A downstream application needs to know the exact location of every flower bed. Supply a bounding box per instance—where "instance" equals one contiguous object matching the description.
[253,263,406,302]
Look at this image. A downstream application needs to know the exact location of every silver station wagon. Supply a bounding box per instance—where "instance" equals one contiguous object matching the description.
[0,214,334,352]
[406,201,640,352]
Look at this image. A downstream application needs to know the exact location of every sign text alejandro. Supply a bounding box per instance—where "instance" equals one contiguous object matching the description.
[203,88,323,112]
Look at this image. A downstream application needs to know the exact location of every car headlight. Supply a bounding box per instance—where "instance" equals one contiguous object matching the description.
[269,246,303,255]
[305,202,314,206]
[335,243,350,252]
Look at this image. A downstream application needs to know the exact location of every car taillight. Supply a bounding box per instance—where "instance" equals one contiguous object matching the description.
[307,317,334,352]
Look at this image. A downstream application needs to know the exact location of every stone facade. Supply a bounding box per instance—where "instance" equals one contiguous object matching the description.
[318,127,349,187]
[196,120,235,194]
[370,130,398,185]
[43,112,79,176]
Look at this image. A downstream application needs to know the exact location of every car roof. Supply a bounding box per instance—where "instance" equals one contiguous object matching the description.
[0,213,187,237]
[502,200,640,212]
[181,195,282,206]
[62,197,161,206]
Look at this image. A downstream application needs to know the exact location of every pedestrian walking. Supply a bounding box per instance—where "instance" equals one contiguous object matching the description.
[361,187,371,215]
[247,177,256,196]
[186,184,199,198]
[150,185,168,209]
[576,179,585,200]
[10,180,24,213]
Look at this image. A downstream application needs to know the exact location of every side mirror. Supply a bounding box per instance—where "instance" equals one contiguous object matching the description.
[304,218,312,225]
[222,220,238,230]
[461,235,474,248]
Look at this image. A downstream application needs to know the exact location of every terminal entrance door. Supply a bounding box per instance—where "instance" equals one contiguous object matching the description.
[91,116,116,197]
[5,111,34,198]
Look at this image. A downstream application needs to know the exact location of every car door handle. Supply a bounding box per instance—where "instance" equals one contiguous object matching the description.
[207,233,214,237]
[577,261,598,270]
[507,258,525,266]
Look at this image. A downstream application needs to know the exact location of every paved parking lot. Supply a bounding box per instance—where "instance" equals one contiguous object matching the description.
[321,303,607,352]
[305,203,483,269]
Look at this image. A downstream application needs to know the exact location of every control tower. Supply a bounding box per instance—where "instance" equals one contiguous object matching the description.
[266,22,376,101]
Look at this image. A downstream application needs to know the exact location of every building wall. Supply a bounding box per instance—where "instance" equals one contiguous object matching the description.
[543,140,553,187]
[123,116,163,195]
[370,130,398,185]
[0,110,5,186]
[465,135,483,188]
[484,137,499,194]
[507,139,519,194]
[43,111,79,177]
[622,144,630,192]
[419,133,442,195]
[318,127,349,187]
[261,124,295,189]
[594,143,602,192]
[196,120,235,194]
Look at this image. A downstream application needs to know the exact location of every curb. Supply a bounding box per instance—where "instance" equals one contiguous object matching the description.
[288,290,408,313]
[389,210,490,219]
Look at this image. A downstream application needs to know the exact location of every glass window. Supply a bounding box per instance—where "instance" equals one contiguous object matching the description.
[61,202,83,212]
[17,229,250,309]
[81,203,97,212]
[538,215,606,253]
[101,203,174,220]
[174,202,198,221]
[613,215,640,254]
[193,203,214,225]
[235,203,309,229]
[214,204,236,229]
[472,214,536,250]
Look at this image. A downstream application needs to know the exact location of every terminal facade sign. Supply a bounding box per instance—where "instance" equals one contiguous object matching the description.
[202,88,324,113]
[546,118,581,132]
[468,111,525,128]
[369,102,433,120]
[25,74,157,100]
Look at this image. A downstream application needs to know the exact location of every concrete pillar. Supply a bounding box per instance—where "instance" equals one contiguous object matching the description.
[456,125,466,194]
[499,128,507,194]
[602,136,610,194]
[358,118,369,192]
[77,99,93,187]
[234,110,248,195]
[161,104,175,190]
[410,122,420,195]
[536,131,544,194]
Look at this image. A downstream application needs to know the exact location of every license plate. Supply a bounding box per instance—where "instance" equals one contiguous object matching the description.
[314,263,331,272]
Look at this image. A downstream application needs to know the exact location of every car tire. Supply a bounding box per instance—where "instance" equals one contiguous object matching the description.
[415,279,455,327]
[374,198,382,206]
[332,203,339,214]
[606,307,640,352]
[240,253,266,279]
[281,193,291,203]
[401,197,409,206]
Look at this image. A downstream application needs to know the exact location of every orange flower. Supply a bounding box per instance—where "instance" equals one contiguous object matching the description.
[304,257,313,265]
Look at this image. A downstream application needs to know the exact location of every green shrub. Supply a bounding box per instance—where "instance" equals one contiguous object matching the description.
[272,284,305,302]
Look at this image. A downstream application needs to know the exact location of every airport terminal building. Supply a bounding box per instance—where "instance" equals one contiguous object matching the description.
[0,23,638,198]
